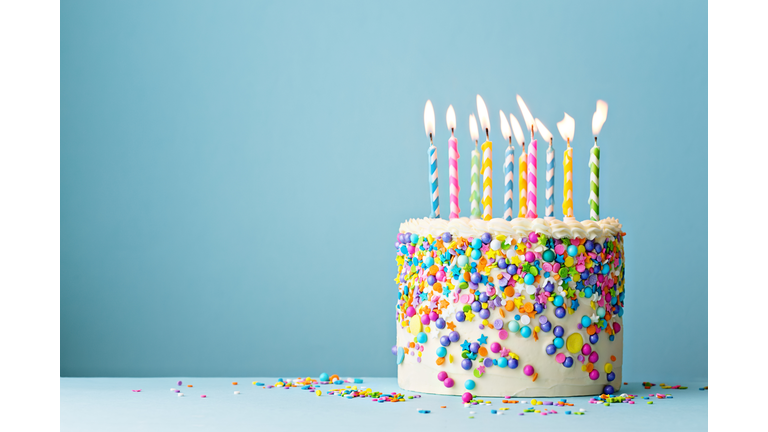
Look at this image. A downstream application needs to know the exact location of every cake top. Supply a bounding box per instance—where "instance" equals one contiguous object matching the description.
[399,217,622,243]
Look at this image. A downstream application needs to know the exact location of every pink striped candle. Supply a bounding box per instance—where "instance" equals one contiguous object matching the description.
[449,134,460,218]
[526,139,537,218]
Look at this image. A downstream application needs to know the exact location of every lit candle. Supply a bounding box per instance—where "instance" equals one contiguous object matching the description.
[590,100,608,221]
[557,113,575,218]
[499,111,514,221]
[517,95,537,219]
[424,100,439,218]
[535,119,554,218]
[476,95,492,221]
[509,113,526,218]
[469,114,481,219]
[446,105,460,219]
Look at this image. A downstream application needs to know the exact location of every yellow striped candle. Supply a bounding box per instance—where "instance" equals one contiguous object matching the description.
[557,113,575,218]
[476,95,492,220]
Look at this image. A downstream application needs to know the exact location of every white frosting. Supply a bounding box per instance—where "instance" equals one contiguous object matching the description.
[399,217,622,244]
[397,311,623,397]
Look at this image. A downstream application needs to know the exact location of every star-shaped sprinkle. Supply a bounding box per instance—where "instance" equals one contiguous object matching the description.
[499,347,510,357]
[461,340,471,351]
[464,311,475,322]
[477,365,486,374]
[446,321,456,331]
[478,334,488,345]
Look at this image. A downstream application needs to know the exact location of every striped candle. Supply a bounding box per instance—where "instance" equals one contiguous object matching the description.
[526,139,537,218]
[449,136,460,219]
[563,143,573,218]
[589,141,600,221]
[470,148,481,219]
[504,144,514,221]
[518,149,527,218]
[546,142,555,218]
[429,144,439,218]
[481,140,493,220]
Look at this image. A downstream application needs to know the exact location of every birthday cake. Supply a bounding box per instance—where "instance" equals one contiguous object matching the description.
[394,216,625,397]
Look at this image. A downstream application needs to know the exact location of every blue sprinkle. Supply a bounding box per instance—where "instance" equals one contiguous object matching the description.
[490,409,497,414]
[565,410,572,415]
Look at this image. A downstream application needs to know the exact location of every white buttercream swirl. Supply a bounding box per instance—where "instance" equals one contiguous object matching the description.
[399,216,622,241]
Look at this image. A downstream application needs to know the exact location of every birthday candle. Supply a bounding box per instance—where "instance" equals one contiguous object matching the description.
[476,95,492,221]
[424,100,439,218]
[447,105,460,219]
[429,144,439,218]
[504,145,514,220]
[469,114,481,219]
[517,95,537,219]
[526,139,537,219]
[509,113,526,218]
[557,113,575,218]
[500,111,514,221]
[590,100,608,221]
[546,144,555,217]
[589,143,600,221]
[535,118,554,218]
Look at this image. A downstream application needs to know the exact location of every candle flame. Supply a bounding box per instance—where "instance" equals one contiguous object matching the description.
[424,100,435,138]
[509,113,524,147]
[592,100,608,136]
[516,95,537,133]
[535,118,553,143]
[557,113,575,144]
[446,105,456,131]
[476,95,490,136]
[499,110,511,141]
[469,114,479,142]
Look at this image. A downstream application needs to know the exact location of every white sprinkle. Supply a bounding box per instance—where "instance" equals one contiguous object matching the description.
[170,388,176,392]
[234,391,240,395]
[177,393,184,397]
[469,411,476,414]
[580,408,586,412]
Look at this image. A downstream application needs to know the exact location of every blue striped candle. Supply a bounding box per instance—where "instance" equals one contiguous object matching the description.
[546,142,555,217]
[429,144,440,218]
[504,144,514,221]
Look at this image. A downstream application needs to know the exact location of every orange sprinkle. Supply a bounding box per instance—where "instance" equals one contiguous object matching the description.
[502,400,509,404]
[329,374,340,382]
[478,347,488,357]
[409,342,415,348]
[533,330,538,341]
[532,373,538,382]
[436,357,445,365]
[586,363,594,373]
[534,275,541,284]
[611,355,617,362]
[187,385,193,387]
[440,406,447,408]
[553,274,561,280]
[433,282,442,291]
[232,382,238,385]
[524,303,534,313]
[499,308,506,318]
[505,301,515,311]
[605,311,612,320]
[463,272,470,282]
[504,286,514,297]
[487,323,495,330]
[586,325,596,335]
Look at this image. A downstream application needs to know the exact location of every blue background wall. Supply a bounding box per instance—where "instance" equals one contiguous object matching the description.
[61,0,707,379]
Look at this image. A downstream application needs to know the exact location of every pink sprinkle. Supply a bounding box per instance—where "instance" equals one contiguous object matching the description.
[201,395,207,398]
[132,390,141,392]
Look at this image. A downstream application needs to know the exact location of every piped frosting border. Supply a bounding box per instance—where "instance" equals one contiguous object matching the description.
[399,217,622,243]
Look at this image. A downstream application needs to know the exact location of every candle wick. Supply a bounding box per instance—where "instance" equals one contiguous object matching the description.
[594,136,598,145]
[549,138,553,149]
[485,128,489,141]
[429,133,433,145]
[451,128,455,136]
